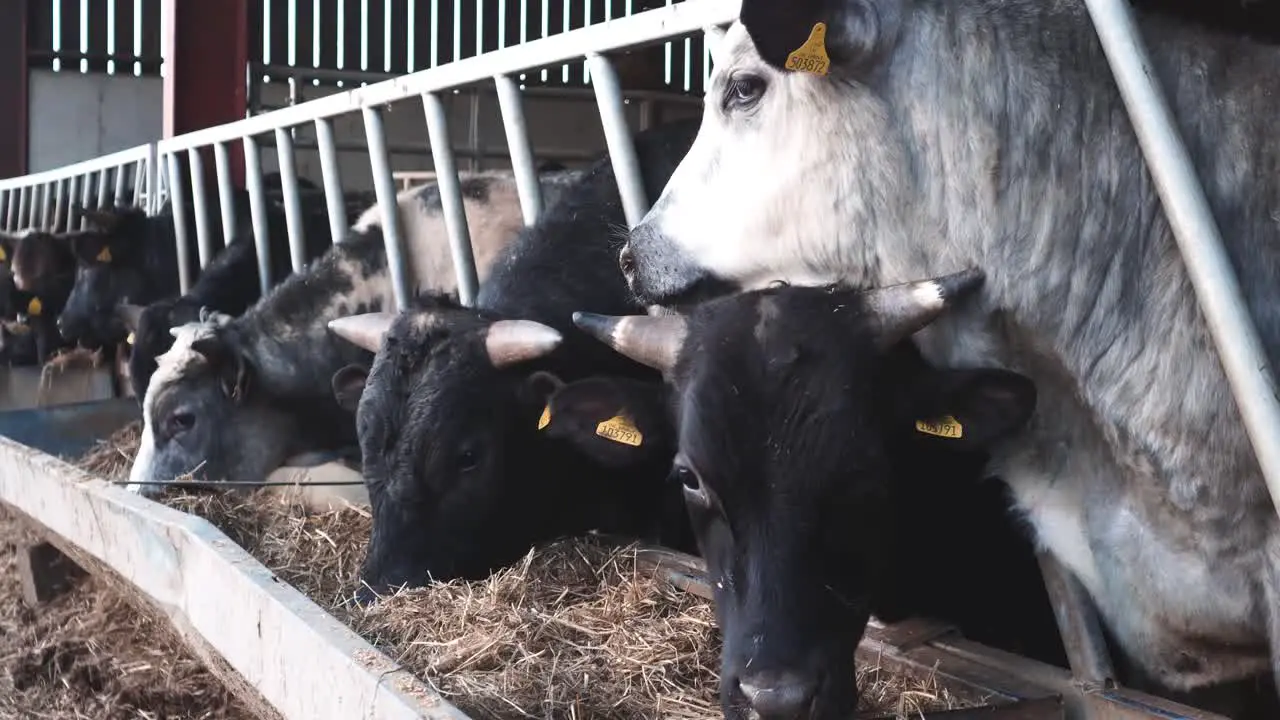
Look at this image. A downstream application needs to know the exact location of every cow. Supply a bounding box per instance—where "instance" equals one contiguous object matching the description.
[0,318,38,366]
[11,230,78,363]
[618,0,1280,713]
[117,195,338,403]
[573,274,1065,719]
[323,119,702,597]
[0,232,19,320]
[126,170,583,500]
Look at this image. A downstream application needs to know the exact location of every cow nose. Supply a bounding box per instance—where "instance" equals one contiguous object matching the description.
[739,671,817,720]
[618,244,636,279]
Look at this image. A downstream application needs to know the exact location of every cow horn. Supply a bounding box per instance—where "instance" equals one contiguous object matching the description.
[572,311,687,374]
[328,312,395,353]
[864,268,986,347]
[485,319,563,368]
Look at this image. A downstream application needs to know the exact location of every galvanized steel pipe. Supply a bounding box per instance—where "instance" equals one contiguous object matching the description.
[213,142,238,244]
[113,164,129,206]
[273,127,309,273]
[78,172,94,229]
[165,153,195,293]
[242,137,274,297]
[423,92,481,306]
[1083,0,1280,517]
[363,106,413,311]
[187,149,215,268]
[495,74,543,226]
[313,118,349,245]
[586,53,648,227]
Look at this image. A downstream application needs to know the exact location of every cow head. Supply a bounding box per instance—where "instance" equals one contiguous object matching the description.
[127,317,298,497]
[575,270,1037,720]
[0,233,17,318]
[12,230,76,297]
[59,205,153,346]
[118,298,202,403]
[328,303,680,598]
[621,0,920,306]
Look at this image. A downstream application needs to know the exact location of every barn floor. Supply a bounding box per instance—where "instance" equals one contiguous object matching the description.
[0,507,256,720]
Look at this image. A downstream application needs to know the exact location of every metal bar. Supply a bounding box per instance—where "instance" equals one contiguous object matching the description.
[63,176,78,232]
[242,137,273,297]
[51,180,67,232]
[113,163,128,206]
[273,127,309,273]
[422,93,480,307]
[587,53,648,227]
[363,106,412,311]
[78,172,94,230]
[1082,0,1280,522]
[165,153,194,293]
[146,144,160,215]
[153,1,741,154]
[0,190,7,231]
[94,167,111,213]
[39,183,53,230]
[0,144,153,192]
[17,188,29,230]
[494,74,543,226]
[1036,553,1114,687]
[132,159,146,206]
[213,142,238,245]
[313,118,349,245]
[187,149,215,268]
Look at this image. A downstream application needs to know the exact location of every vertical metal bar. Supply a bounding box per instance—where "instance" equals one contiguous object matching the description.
[586,53,648,227]
[165,153,195,293]
[422,92,480,307]
[213,141,238,245]
[495,75,543,226]
[146,143,161,215]
[1082,0,1280,519]
[79,171,95,230]
[273,127,309,273]
[18,187,31,230]
[133,158,146,206]
[52,180,67,232]
[64,177,79,232]
[113,163,129,206]
[362,106,412,310]
[0,190,7,231]
[467,91,482,173]
[188,148,215,267]
[1037,553,1115,686]
[95,166,112,212]
[243,136,273,297]
[314,117,349,245]
[40,183,54,230]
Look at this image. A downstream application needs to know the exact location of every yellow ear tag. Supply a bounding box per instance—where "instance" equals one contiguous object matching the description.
[96,246,112,263]
[596,415,643,447]
[126,332,136,346]
[915,415,964,439]
[0,247,8,262]
[785,22,831,76]
[26,297,42,317]
[537,404,551,430]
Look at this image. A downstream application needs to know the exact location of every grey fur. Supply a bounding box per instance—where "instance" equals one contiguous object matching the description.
[625,0,1280,695]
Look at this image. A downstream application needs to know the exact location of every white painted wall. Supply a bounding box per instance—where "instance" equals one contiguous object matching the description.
[27,70,164,173]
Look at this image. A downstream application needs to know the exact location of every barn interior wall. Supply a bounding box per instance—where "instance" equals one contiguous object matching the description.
[27,69,163,174]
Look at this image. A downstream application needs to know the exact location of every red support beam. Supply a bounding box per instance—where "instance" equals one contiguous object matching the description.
[161,0,248,188]
[0,0,29,179]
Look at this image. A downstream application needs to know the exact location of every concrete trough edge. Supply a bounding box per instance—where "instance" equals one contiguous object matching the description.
[0,434,471,720]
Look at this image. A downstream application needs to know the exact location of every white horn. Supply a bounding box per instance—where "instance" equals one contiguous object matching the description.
[485,319,563,368]
[328,312,396,353]
[572,311,687,374]
[864,268,986,348]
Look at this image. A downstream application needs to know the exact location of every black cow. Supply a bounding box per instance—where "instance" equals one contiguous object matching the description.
[0,232,18,320]
[11,231,78,363]
[326,119,702,596]
[574,273,1063,720]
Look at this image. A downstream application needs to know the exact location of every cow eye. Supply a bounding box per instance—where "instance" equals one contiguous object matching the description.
[166,410,195,437]
[724,74,766,112]
[672,462,709,505]
[456,445,480,472]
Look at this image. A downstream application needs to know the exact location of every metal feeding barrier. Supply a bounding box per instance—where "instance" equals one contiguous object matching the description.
[0,0,1275,716]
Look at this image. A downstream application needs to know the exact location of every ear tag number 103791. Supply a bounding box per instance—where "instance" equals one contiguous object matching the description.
[915,415,964,439]
[786,22,831,76]
[596,415,643,447]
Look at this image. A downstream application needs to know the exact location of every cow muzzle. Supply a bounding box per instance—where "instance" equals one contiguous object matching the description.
[737,670,818,720]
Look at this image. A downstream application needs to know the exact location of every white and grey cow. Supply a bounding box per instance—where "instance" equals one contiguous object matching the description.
[621,0,1280,709]
[129,170,582,497]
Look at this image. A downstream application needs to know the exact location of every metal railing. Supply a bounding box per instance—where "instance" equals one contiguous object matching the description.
[0,144,158,235]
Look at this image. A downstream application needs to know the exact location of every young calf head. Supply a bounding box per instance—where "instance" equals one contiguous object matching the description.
[328,301,680,598]
[574,270,1037,720]
[59,206,155,346]
[118,298,203,403]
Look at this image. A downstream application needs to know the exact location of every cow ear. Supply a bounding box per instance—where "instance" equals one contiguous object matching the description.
[530,374,671,469]
[331,364,369,413]
[902,368,1036,450]
[190,335,253,403]
[68,232,112,265]
[73,205,123,233]
[739,0,902,75]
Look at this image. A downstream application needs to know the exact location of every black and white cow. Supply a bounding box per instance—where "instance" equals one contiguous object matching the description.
[126,170,582,497]
[574,273,1064,719]
[620,0,1280,711]
[325,119,702,595]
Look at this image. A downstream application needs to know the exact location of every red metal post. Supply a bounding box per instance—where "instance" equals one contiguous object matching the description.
[161,0,248,188]
[0,0,29,179]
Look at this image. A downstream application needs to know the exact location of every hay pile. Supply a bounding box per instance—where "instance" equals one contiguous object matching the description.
[0,507,255,720]
[72,422,981,719]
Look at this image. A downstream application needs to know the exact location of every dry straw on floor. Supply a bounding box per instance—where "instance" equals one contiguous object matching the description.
[69,421,979,719]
